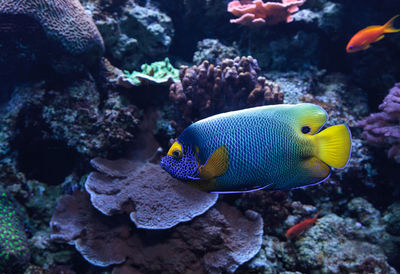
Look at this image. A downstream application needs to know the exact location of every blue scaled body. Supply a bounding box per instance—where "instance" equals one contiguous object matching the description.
[161,104,352,193]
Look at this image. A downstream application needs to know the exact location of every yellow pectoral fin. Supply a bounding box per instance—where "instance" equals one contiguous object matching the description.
[199,145,229,180]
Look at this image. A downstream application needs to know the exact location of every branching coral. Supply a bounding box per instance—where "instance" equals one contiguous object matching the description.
[0,0,104,57]
[169,56,283,131]
[0,193,29,272]
[357,83,400,163]
[227,0,306,27]
[50,191,263,272]
[86,158,218,229]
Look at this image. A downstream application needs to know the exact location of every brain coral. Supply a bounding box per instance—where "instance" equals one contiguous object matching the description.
[86,158,218,229]
[0,193,30,272]
[0,0,104,57]
[50,191,263,272]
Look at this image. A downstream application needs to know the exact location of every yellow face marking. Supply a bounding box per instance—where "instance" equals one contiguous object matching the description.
[167,141,183,159]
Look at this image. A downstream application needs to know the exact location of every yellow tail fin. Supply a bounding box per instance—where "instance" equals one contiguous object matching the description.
[383,14,400,33]
[312,125,351,169]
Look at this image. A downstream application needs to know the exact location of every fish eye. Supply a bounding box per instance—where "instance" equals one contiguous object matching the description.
[301,126,311,134]
[349,45,353,49]
[172,150,182,159]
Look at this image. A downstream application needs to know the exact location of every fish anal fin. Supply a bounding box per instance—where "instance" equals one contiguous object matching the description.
[362,44,371,50]
[199,145,229,180]
[303,157,331,179]
[375,35,385,42]
[275,157,331,190]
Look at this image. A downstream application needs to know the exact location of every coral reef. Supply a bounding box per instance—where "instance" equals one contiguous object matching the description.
[169,56,283,131]
[193,39,240,65]
[86,157,218,229]
[0,0,104,56]
[7,80,140,162]
[50,191,263,272]
[118,58,179,87]
[383,202,400,236]
[237,190,292,234]
[0,193,30,272]
[358,83,400,163]
[0,0,104,75]
[227,0,306,27]
[295,213,395,273]
[292,0,344,34]
[92,1,174,70]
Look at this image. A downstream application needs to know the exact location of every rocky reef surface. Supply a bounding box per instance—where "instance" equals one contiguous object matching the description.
[0,0,399,273]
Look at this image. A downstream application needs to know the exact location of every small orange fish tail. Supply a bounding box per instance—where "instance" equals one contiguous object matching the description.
[311,211,320,222]
[383,14,400,33]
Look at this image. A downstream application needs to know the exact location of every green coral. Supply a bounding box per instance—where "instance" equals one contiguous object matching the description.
[0,193,29,271]
[123,57,179,86]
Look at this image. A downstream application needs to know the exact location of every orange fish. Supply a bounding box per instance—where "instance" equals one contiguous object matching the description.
[285,212,319,239]
[346,15,400,53]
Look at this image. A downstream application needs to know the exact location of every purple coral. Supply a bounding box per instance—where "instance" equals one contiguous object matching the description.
[50,191,263,272]
[86,158,218,229]
[169,56,283,131]
[358,83,400,163]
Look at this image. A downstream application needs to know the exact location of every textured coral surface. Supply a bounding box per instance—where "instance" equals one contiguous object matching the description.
[358,83,400,163]
[169,56,283,131]
[86,158,218,229]
[0,193,29,272]
[0,0,104,56]
[228,0,306,26]
[50,191,263,272]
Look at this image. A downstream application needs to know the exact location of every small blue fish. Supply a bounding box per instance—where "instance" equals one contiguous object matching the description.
[161,104,351,193]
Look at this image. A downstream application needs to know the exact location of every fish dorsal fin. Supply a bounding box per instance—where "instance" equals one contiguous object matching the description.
[288,104,328,135]
[199,145,229,180]
[362,25,382,31]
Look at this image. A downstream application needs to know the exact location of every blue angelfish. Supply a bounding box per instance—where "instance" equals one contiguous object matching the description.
[160,103,352,193]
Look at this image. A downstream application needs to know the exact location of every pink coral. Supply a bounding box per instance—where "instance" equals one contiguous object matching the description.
[227,0,306,27]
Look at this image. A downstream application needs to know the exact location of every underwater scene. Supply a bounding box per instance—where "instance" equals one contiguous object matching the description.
[0,0,400,273]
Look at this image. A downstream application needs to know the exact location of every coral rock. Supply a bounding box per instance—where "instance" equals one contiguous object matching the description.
[358,83,400,163]
[296,214,396,273]
[50,191,263,272]
[85,158,218,229]
[193,39,240,65]
[0,0,104,57]
[227,0,306,27]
